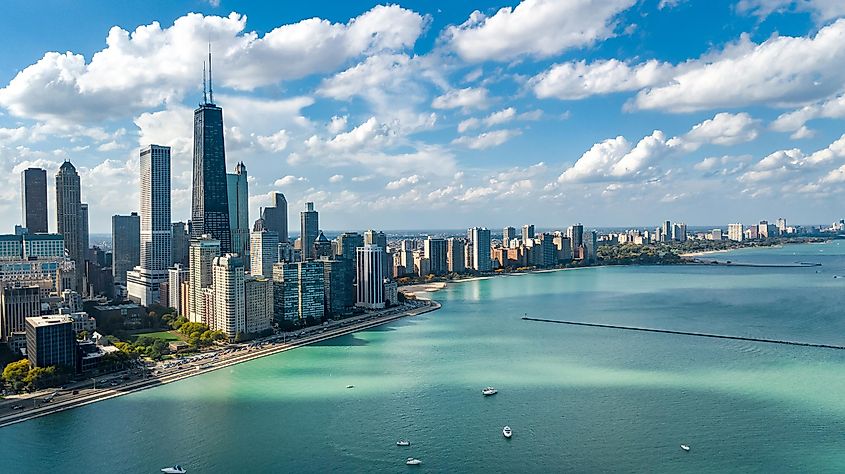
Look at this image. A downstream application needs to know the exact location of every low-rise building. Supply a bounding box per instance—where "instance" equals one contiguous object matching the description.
[90,303,146,329]
[25,315,76,369]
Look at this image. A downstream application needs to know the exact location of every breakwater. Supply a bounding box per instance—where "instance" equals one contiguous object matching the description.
[522,317,845,350]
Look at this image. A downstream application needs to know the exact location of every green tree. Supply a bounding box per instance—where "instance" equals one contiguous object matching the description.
[170,315,188,331]
[2,359,30,391]
[24,366,56,390]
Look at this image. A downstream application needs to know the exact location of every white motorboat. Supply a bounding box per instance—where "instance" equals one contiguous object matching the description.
[346,385,354,389]
[406,457,422,465]
[396,440,411,446]
[503,426,512,438]
[482,387,498,396]
[680,444,690,452]
[161,466,187,474]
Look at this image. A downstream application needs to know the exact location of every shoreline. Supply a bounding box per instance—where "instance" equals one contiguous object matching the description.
[402,240,830,295]
[0,301,441,429]
[399,265,600,296]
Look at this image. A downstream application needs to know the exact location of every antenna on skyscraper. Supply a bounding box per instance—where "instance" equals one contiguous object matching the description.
[202,60,208,105]
[208,43,214,104]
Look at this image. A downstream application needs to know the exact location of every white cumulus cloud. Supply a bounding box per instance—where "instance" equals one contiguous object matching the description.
[531,59,675,100]
[444,0,637,62]
[452,129,521,150]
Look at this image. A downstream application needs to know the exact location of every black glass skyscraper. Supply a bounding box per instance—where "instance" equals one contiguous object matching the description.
[190,52,231,253]
[21,168,48,233]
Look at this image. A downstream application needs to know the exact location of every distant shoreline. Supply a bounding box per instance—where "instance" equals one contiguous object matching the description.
[399,266,596,296]
[401,240,830,296]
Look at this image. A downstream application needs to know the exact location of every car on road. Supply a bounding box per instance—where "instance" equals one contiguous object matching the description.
[12,404,24,410]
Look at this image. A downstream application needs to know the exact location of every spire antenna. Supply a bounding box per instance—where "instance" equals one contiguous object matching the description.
[202,60,208,105]
[208,43,214,104]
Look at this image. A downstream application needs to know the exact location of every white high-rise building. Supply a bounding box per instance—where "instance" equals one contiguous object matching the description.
[212,254,245,340]
[356,244,384,309]
[470,227,491,272]
[250,229,279,278]
[672,223,687,242]
[140,145,171,271]
[127,145,171,306]
[728,223,744,242]
[189,236,220,324]
[244,275,272,335]
[168,264,188,315]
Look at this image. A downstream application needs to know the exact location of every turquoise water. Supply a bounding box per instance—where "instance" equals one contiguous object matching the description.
[4,242,845,473]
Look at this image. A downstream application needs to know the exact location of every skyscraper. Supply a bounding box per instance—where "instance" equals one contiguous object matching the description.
[356,244,384,309]
[567,224,584,251]
[446,238,466,273]
[470,227,491,272]
[314,231,332,259]
[272,261,325,324]
[0,286,41,342]
[250,228,279,278]
[424,237,448,275]
[168,264,188,316]
[364,229,389,278]
[522,224,535,243]
[336,232,364,276]
[112,213,140,285]
[171,222,189,266]
[300,202,319,260]
[21,168,48,234]
[661,220,672,243]
[189,236,220,324]
[321,258,353,316]
[502,226,516,246]
[139,145,171,272]
[728,223,744,242]
[191,51,231,252]
[244,275,272,336]
[211,254,245,340]
[56,161,84,291]
[672,223,687,242]
[80,203,89,264]
[127,145,172,306]
[227,162,250,263]
[262,193,288,243]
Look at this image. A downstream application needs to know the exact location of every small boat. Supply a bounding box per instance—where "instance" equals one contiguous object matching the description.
[680,444,690,452]
[161,466,187,474]
[346,385,354,389]
[482,387,498,396]
[503,426,512,438]
[406,457,422,465]
[396,440,411,446]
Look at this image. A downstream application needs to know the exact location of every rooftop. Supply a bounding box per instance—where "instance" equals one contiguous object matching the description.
[26,315,72,328]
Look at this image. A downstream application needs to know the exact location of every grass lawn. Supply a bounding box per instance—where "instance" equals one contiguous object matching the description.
[129,330,183,343]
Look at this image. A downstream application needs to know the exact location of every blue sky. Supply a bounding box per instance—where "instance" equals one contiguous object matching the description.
[1,0,844,233]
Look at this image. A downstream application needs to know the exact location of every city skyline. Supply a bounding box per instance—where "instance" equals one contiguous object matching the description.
[2,2,845,233]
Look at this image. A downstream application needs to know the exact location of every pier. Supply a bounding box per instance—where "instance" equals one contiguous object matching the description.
[522,317,845,350]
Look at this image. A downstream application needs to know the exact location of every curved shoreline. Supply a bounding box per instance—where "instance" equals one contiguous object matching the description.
[0,302,441,429]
